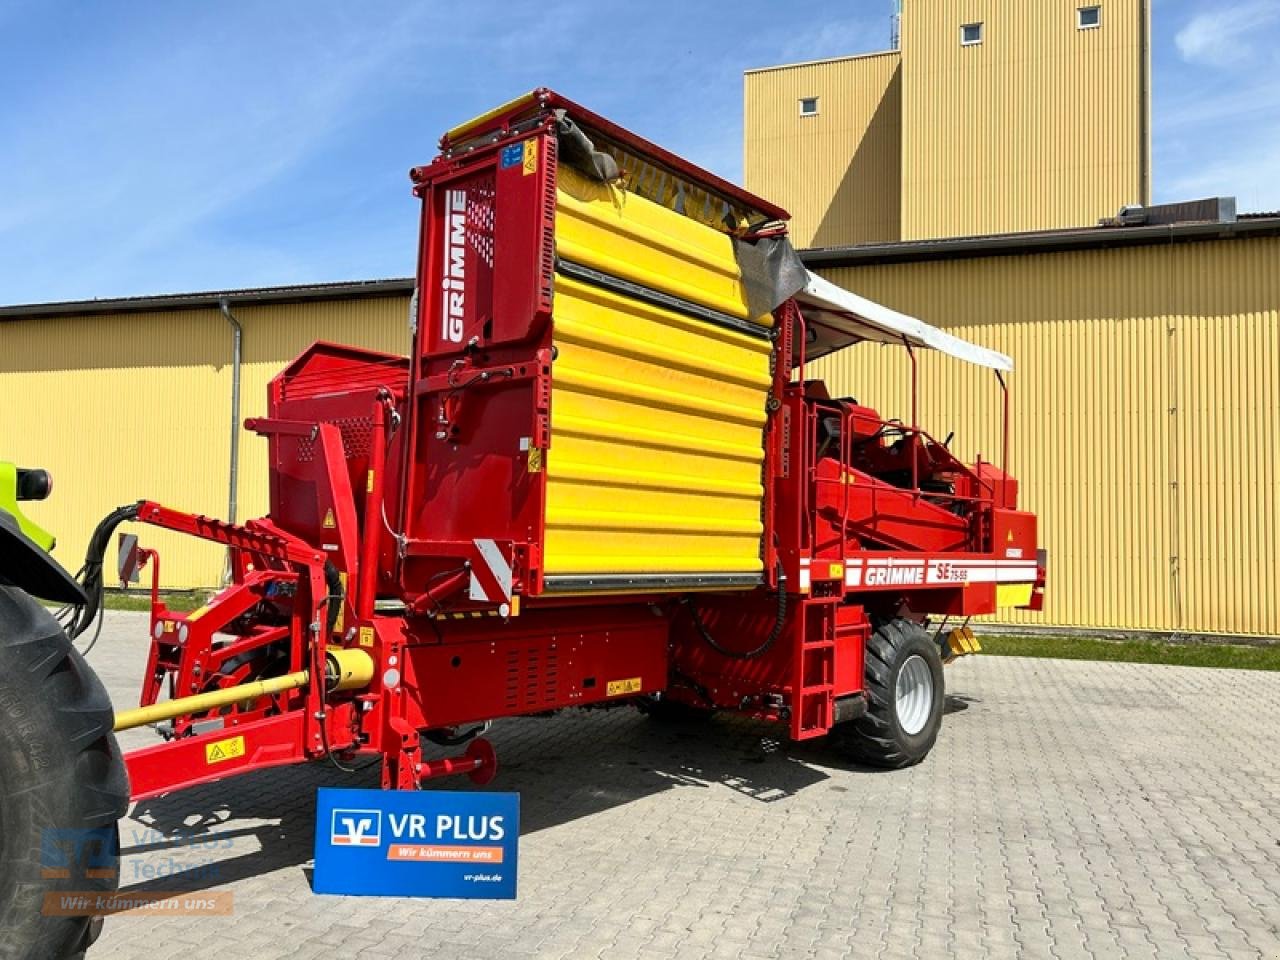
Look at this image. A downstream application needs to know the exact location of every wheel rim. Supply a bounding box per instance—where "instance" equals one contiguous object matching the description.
[895,654,934,736]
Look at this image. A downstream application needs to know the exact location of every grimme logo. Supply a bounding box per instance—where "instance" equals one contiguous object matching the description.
[331,809,382,846]
[440,188,467,343]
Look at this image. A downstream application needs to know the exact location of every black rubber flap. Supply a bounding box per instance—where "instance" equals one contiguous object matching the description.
[555,110,620,181]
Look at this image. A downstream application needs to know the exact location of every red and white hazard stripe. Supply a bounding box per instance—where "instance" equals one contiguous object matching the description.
[468,539,513,603]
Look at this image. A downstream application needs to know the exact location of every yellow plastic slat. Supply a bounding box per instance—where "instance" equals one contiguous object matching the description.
[547,459,763,500]
[544,239,773,582]
[555,166,772,326]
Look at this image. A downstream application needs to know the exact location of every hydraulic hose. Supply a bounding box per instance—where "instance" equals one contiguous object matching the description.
[683,560,788,660]
[67,502,143,640]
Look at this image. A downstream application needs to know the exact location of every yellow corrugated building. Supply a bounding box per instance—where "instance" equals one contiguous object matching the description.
[745,52,902,248]
[735,0,1277,638]
[806,230,1280,638]
[3,2,1277,640]
[745,0,1151,243]
[0,286,411,589]
[4,216,1277,637]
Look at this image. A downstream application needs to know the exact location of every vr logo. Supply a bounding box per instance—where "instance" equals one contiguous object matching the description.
[331,809,382,847]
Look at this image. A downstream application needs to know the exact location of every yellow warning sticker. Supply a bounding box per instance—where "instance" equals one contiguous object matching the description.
[367,470,375,494]
[828,562,844,579]
[528,448,543,473]
[323,508,336,529]
[358,626,375,648]
[1006,529,1014,542]
[606,677,643,697]
[204,735,245,765]
[522,138,538,175]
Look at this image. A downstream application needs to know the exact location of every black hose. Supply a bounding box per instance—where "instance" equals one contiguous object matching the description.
[683,561,788,660]
[68,502,143,640]
[323,561,343,631]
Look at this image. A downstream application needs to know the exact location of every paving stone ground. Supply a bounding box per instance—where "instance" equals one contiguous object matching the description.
[87,611,1280,960]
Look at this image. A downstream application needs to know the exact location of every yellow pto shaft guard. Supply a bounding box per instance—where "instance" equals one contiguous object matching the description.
[113,648,375,732]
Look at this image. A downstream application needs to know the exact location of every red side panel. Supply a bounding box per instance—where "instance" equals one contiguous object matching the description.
[417,132,555,354]
[400,128,558,602]
[265,342,410,579]
[399,605,669,728]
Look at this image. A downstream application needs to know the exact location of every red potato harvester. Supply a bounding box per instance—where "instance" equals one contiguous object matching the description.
[77,89,1045,801]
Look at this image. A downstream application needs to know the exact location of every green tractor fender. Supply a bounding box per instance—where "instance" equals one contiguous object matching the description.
[0,462,85,605]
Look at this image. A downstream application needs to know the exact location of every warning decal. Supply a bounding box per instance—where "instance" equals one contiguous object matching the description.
[606,677,643,697]
[205,735,246,765]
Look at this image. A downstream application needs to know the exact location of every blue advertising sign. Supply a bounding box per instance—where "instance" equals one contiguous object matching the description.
[313,787,518,899]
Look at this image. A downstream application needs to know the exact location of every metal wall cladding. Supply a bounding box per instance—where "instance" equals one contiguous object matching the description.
[744,52,902,248]
[9,237,1274,637]
[549,170,773,580]
[900,0,1148,239]
[810,237,1280,637]
[0,297,410,589]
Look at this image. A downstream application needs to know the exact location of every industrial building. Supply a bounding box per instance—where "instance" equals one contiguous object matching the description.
[2,0,1276,637]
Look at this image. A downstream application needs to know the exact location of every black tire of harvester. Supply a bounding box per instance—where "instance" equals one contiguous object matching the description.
[0,585,129,960]
[828,617,945,769]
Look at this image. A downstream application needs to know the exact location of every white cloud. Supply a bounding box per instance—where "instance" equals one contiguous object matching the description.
[1174,1,1280,67]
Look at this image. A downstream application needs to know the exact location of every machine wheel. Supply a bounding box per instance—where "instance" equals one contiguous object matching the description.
[829,617,944,769]
[0,585,129,960]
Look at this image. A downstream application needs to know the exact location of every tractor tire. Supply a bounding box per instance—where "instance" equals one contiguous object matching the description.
[828,617,944,769]
[0,585,129,960]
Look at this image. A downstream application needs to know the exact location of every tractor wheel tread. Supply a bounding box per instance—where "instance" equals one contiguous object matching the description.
[0,585,129,960]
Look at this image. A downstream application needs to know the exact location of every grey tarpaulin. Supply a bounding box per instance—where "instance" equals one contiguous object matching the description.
[733,235,809,320]
[554,110,620,182]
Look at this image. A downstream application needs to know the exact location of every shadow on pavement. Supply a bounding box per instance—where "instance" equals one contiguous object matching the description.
[117,696,978,897]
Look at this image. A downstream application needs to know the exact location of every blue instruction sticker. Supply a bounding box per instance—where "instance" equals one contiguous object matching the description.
[500,143,523,168]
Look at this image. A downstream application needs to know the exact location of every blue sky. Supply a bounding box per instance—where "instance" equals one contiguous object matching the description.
[1,0,1277,303]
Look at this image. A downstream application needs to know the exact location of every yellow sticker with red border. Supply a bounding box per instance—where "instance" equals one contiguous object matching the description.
[204,735,245,765]
[606,677,642,697]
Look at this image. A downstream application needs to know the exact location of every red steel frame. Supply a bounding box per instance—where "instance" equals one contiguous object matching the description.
[112,91,1044,801]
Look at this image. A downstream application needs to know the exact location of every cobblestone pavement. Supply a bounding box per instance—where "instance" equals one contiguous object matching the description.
[87,611,1280,959]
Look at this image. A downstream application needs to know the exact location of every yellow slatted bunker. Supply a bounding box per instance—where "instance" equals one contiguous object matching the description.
[544,166,774,584]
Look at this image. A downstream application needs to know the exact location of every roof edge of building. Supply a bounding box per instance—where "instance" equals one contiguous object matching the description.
[0,277,416,321]
[744,48,900,77]
[801,216,1280,268]
[9,215,1280,321]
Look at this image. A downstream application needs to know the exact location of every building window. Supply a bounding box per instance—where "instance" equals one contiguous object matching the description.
[799,97,819,117]
[961,22,983,45]
[1078,6,1101,28]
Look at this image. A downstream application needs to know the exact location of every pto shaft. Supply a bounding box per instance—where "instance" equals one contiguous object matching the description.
[113,648,374,732]
[113,670,309,732]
